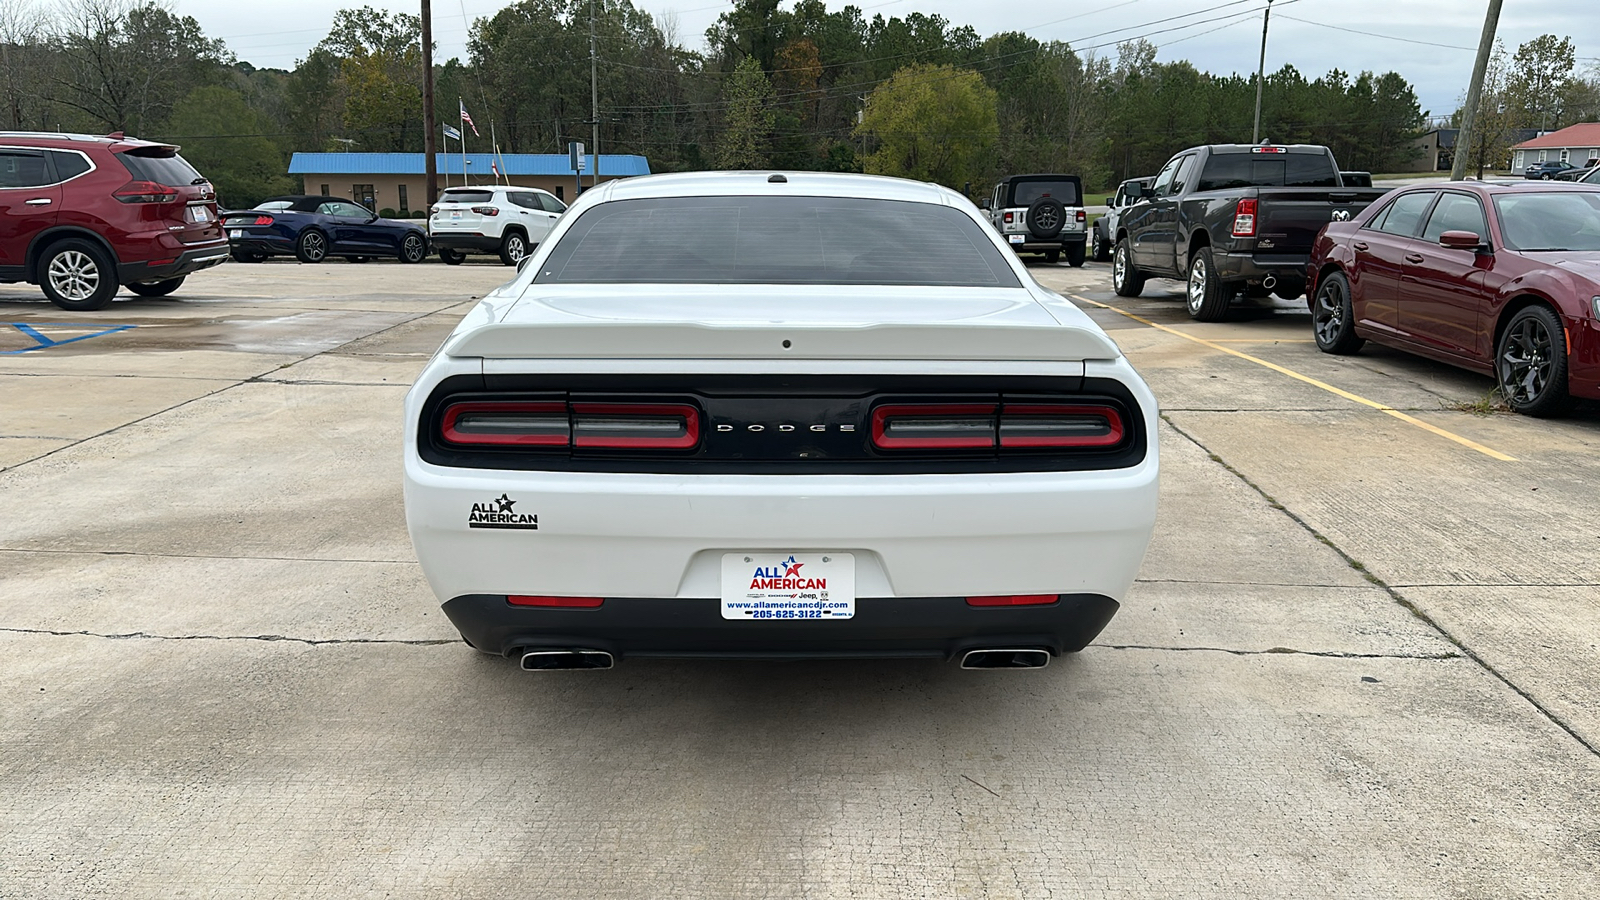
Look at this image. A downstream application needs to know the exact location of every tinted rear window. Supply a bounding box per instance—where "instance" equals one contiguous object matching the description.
[1009,179,1080,206]
[1198,152,1338,190]
[536,196,1021,288]
[116,150,202,186]
[442,189,493,204]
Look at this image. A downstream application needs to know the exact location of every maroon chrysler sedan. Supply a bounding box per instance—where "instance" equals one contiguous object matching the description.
[1306,182,1600,416]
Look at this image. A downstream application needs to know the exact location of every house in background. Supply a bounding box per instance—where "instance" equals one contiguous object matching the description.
[1510,123,1600,174]
[1406,127,1540,172]
[287,152,652,214]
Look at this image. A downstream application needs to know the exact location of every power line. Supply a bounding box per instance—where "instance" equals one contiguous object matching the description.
[1276,15,1476,52]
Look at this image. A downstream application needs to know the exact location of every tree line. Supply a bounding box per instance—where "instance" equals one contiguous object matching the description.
[4,0,1598,208]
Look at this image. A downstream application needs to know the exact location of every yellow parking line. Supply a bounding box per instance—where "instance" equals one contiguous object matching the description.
[1069,294,1518,462]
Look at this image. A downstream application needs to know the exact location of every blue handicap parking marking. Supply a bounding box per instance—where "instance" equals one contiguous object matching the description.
[3,322,136,354]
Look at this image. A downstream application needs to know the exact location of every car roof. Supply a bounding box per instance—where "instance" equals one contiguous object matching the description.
[0,131,176,153]
[1001,173,1082,182]
[1393,181,1600,197]
[261,195,339,210]
[597,171,961,205]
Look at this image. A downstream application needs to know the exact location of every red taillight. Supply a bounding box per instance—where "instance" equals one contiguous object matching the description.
[1232,198,1258,237]
[1251,146,1287,154]
[114,180,179,204]
[571,403,699,449]
[998,404,1124,449]
[472,206,500,216]
[253,215,273,226]
[508,595,604,608]
[441,401,570,446]
[871,404,997,450]
[1075,209,1086,222]
[1003,212,1014,223]
[966,595,1059,607]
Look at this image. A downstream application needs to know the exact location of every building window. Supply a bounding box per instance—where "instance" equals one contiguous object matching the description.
[555,185,564,201]
[1560,149,1569,163]
[352,183,376,209]
[320,183,330,196]
[1539,150,1547,162]
[398,184,409,213]
[1590,149,1599,160]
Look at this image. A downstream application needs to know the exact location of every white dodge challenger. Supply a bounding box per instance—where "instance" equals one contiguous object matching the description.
[404,171,1159,670]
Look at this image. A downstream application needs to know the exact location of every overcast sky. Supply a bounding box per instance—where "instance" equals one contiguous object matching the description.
[180,0,1598,120]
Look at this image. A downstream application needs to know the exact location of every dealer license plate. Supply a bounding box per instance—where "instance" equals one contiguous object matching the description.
[450,211,462,220]
[721,552,855,620]
[1008,234,1025,244]
[229,229,243,239]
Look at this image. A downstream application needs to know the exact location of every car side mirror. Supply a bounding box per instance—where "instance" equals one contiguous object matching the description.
[516,255,533,274]
[1123,183,1144,201]
[365,213,379,223]
[978,198,990,210]
[1439,230,1485,251]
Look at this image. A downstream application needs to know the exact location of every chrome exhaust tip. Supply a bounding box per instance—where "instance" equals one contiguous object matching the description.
[519,649,615,670]
[1261,274,1278,290]
[959,648,1052,670]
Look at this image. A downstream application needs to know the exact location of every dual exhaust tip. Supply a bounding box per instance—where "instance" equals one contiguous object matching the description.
[517,647,1051,670]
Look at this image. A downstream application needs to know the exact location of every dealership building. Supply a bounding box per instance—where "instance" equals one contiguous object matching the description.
[286,152,652,214]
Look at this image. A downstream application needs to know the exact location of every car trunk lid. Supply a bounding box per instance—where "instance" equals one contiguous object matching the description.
[432,188,495,231]
[443,284,1119,362]
[113,144,221,245]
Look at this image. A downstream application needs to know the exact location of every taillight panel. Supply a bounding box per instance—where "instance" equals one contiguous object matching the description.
[421,375,1146,474]
[1232,198,1258,238]
[437,398,701,452]
[114,180,179,204]
[442,401,570,447]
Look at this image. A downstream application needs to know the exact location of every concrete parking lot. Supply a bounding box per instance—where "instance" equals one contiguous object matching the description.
[2,258,1598,898]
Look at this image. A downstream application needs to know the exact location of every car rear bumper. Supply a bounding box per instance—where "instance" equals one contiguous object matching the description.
[1005,235,1087,251]
[118,242,230,283]
[1215,250,1311,284]
[429,232,503,252]
[1568,314,1600,401]
[442,593,1120,660]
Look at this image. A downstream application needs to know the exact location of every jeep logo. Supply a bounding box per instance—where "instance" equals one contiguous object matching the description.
[1331,209,1351,222]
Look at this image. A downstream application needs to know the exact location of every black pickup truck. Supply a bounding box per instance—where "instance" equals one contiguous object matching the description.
[1111,144,1390,320]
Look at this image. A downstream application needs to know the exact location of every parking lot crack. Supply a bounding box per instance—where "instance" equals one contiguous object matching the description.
[0,625,456,647]
[1096,643,1460,660]
[1160,414,1600,760]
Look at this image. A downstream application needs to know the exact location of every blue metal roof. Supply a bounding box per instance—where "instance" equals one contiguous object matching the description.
[288,152,651,177]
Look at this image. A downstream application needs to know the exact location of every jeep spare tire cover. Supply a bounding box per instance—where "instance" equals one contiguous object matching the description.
[1027,198,1066,239]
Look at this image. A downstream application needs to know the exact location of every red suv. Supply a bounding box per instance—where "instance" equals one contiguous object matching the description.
[0,132,228,311]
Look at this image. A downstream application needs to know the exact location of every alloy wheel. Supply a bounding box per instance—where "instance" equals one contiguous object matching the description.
[47,250,100,302]
[1313,279,1345,345]
[1112,246,1126,286]
[1499,316,1553,404]
[403,234,425,262]
[302,232,325,261]
[1186,254,1208,314]
[507,235,525,260]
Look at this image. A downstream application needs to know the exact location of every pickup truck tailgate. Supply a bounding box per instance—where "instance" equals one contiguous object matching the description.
[1253,189,1385,255]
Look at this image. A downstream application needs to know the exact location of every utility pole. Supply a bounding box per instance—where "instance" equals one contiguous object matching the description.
[1251,0,1273,144]
[1451,0,1505,181]
[421,0,438,204]
[590,0,600,191]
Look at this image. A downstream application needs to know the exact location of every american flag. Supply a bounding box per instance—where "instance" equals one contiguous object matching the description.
[459,100,479,137]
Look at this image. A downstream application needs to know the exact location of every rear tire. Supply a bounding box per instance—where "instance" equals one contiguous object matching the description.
[295,230,328,263]
[1091,228,1111,262]
[499,231,528,266]
[38,239,117,311]
[126,277,185,298]
[1065,242,1086,267]
[1112,239,1145,297]
[439,248,466,266]
[1184,247,1231,321]
[399,232,427,264]
[1497,305,1573,417]
[1311,271,1364,354]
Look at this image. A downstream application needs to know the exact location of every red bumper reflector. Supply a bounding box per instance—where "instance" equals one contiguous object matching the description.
[966,595,1059,607]
[507,595,604,608]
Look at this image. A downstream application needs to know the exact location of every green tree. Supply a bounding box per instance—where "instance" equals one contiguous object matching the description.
[1506,34,1577,131]
[855,63,997,190]
[715,56,775,168]
[162,85,294,208]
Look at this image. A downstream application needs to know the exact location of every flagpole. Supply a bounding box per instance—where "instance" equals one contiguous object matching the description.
[460,100,468,185]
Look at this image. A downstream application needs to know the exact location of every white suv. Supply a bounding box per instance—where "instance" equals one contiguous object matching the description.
[429,186,567,266]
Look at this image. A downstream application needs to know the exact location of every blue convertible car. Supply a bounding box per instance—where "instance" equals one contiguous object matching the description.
[222,196,430,264]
